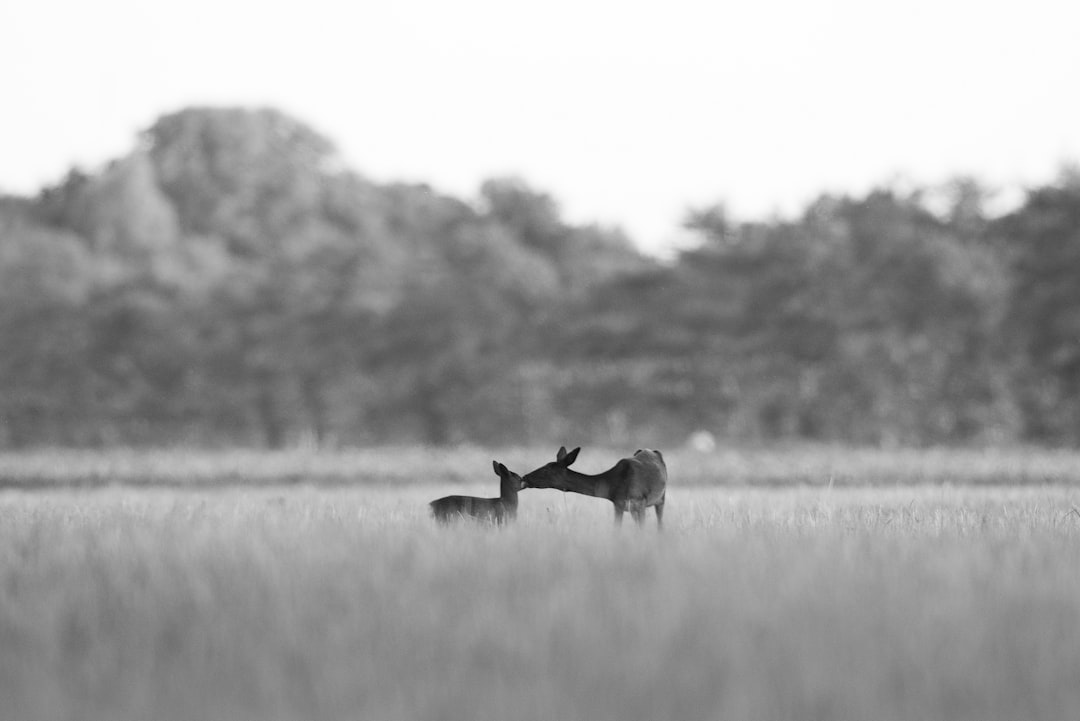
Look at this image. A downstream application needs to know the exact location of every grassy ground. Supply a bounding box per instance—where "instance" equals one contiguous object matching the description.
[2,449,1080,721]
[2,444,1079,488]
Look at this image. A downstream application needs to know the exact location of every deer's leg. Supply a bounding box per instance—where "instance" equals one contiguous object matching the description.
[654,498,665,530]
[613,501,626,526]
[630,506,646,526]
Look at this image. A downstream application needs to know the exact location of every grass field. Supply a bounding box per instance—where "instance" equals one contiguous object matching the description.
[3,444,1080,488]
[2,447,1080,721]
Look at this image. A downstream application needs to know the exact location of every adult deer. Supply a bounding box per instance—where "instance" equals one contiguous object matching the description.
[429,461,524,525]
[522,446,667,528]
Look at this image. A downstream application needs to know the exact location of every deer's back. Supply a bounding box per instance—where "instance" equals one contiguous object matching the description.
[429,495,509,523]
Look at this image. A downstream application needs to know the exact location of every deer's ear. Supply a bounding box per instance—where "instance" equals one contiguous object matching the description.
[561,447,581,466]
[556,446,568,461]
[493,460,500,475]
[494,461,508,476]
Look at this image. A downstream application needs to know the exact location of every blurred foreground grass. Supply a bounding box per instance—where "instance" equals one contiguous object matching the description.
[2,484,1080,721]
[1,444,1079,488]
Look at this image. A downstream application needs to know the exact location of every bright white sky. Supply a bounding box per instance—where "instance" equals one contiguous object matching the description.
[2,0,1079,254]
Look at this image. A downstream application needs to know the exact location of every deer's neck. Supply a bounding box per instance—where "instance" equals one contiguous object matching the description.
[500,484,519,507]
[558,467,621,500]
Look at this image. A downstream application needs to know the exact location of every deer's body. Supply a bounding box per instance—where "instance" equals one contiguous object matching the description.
[523,447,667,527]
[430,461,523,525]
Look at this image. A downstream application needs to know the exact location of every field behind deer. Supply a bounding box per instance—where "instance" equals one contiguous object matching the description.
[3,447,1080,721]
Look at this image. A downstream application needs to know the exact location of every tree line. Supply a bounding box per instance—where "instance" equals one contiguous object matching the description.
[1,107,1078,448]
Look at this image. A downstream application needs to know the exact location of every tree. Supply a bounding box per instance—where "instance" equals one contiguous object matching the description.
[137,108,387,446]
[820,189,1016,444]
[45,151,179,258]
[144,107,335,254]
[0,210,96,445]
[2,103,1069,448]
[534,186,1018,446]
[480,176,647,293]
[368,185,560,443]
[1001,167,1080,443]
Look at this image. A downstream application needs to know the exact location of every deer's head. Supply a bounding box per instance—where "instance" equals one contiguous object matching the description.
[493,460,525,496]
[521,446,580,490]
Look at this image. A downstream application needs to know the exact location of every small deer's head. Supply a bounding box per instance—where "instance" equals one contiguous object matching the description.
[522,446,580,489]
[493,460,525,496]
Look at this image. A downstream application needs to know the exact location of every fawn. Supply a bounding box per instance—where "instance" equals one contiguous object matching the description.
[429,461,524,525]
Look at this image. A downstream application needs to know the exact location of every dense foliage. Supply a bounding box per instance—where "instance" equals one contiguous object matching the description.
[1,107,1078,447]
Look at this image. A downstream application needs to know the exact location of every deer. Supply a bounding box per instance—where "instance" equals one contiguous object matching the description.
[429,461,524,525]
[522,446,667,528]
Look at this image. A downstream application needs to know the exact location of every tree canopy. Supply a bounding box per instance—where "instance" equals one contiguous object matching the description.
[1,107,1078,447]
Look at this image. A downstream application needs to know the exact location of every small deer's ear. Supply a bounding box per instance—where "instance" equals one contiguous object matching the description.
[561,447,581,466]
[493,460,500,475]
[556,446,568,461]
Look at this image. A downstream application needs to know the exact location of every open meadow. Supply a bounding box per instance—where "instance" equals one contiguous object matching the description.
[2,447,1080,721]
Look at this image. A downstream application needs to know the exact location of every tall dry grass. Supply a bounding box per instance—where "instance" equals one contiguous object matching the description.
[1,444,1079,488]
[3,482,1080,721]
